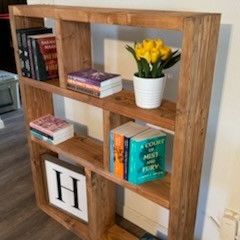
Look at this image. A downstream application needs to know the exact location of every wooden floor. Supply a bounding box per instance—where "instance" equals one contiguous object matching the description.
[0,110,81,240]
[0,110,146,240]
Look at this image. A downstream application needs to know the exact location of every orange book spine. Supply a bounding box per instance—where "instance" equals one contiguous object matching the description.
[114,132,124,179]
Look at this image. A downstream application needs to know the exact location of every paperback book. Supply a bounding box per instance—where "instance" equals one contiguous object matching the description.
[29,114,74,145]
[128,128,166,185]
[16,27,52,78]
[109,121,148,179]
[67,68,122,87]
[29,33,58,80]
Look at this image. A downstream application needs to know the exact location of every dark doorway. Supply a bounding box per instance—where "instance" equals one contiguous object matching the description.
[0,0,27,73]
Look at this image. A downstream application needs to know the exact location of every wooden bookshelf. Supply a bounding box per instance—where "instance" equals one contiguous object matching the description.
[9,4,221,240]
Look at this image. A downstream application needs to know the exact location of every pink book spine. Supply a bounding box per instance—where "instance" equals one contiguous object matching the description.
[29,122,55,136]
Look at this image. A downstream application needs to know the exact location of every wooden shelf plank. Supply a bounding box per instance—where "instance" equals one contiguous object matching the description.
[101,225,138,240]
[21,77,176,132]
[32,135,170,209]
[10,5,216,31]
[40,203,90,240]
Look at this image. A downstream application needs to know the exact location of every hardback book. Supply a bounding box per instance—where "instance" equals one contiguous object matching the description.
[110,121,149,179]
[67,82,122,98]
[29,114,74,140]
[29,33,58,81]
[16,27,52,78]
[67,68,122,87]
[139,233,161,240]
[128,128,166,185]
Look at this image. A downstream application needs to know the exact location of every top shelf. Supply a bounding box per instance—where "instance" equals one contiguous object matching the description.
[10,4,219,31]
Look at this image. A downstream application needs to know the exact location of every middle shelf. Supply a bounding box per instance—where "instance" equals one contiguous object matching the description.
[22,76,176,132]
[32,135,171,209]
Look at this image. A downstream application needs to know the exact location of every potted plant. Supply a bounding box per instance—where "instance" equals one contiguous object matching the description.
[126,39,181,109]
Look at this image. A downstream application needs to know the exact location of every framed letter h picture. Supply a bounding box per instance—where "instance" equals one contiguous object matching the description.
[42,154,88,222]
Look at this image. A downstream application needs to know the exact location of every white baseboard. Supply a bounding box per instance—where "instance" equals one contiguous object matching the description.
[0,119,4,129]
[116,203,168,238]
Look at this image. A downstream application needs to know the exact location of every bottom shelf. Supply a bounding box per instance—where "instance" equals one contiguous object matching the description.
[40,203,137,240]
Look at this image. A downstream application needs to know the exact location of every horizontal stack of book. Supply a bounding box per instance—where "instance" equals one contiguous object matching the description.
[110,121,166,185]
[30,114,74,145]
[67,68,122,98]
[16,27,58,80]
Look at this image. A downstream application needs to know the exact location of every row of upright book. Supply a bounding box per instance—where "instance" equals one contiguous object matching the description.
[110,121,166,185]
[16,27,58,80]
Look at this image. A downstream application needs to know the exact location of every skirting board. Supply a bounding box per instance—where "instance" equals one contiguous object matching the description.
[116,203,168,239]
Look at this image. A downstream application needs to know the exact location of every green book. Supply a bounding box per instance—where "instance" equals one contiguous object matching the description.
[128,128,166,185]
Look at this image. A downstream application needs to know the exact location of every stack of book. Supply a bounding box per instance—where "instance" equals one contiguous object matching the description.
[30,114,74,145]
[16,27,58,80]
[67,68,122,98]
[110,121,166,185]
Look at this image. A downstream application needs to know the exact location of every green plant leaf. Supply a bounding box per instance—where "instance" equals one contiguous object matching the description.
[141,58,150,78]
[163,54,181,69]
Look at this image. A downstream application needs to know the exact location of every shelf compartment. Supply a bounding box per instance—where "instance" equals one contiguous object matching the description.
[41,204,137,240]
[22,77,176,132]
[32,135,170,209]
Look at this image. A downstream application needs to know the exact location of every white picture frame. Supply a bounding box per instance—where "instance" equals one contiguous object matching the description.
[42,154,88,222]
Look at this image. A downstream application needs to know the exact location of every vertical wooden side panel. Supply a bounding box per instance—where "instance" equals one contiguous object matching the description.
[85,169,115,240]
[56,19,92,88]
[9,7,54,207]
[168,15,220,240]
[103,110,132,170]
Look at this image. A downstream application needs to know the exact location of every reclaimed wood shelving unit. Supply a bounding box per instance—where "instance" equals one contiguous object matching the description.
[9,4,220,240]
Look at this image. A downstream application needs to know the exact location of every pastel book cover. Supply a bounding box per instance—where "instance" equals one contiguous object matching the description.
[68,68,121,87]
[110,121,148,179]
[128,128,166,185]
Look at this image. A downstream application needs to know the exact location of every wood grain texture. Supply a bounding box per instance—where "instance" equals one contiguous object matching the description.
[31,135,171,208]
[21,77,177,131]
[10,5,219,31]
[168,15,221,240]
[56,19,91,88]
[86,169,115,240]
[9,5,221,240]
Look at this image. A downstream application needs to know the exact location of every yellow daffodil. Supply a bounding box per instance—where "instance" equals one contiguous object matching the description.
[154,39,164,50]
[160,46,172,60]
[143,39,154,51]
[126,38,180,78]
[150,48,161,63]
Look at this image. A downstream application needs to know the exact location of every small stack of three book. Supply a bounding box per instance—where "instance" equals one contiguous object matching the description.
[67,68,122,98]
[30,114,74,145]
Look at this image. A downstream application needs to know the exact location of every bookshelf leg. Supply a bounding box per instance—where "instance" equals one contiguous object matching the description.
[85,168,115,240]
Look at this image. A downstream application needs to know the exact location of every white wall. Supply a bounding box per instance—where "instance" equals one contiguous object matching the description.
[28,0,240,239]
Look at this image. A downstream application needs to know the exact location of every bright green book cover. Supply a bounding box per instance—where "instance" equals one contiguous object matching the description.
[128,128,166,185]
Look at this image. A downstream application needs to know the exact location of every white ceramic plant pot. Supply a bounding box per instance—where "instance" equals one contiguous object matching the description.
[133,75,166,109]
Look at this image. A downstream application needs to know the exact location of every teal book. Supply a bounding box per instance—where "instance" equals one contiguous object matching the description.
[128,128,166,185]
